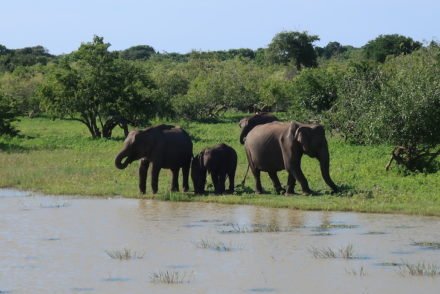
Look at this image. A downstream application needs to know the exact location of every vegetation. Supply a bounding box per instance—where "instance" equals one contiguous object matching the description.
[150,270,192,284]
[1,31,439,214]
[105,248,145,260]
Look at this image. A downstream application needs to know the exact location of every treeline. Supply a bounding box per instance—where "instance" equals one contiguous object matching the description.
[0,32,439,171]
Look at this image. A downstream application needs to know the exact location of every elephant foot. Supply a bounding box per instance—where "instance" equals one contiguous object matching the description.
[276,188,286,195]
[183,187,189,193]
[284,191,297,196]
[303,189,314,196]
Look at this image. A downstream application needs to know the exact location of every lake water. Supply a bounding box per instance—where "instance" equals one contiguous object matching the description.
[1,188,440,293]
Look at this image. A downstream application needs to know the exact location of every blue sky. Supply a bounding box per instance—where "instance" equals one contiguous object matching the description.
[1,0,439,54]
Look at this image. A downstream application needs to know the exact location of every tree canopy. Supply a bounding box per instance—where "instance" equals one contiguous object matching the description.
[40,36,161,138]
[266,31,319,69]
[363,34,422,63]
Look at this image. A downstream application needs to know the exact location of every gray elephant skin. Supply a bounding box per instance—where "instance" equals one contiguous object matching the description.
[115,124,193,194]
[191,143,238,194]
[240,114,338,195]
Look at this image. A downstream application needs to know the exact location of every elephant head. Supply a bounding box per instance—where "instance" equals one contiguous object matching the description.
[239,112,279,144]
[191,152,207,194]
[115,124,174,169]
[291,122,338,193]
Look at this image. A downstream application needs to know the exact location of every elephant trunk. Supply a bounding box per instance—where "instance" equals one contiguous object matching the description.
[115,149,130,169]
[318,146,338,193]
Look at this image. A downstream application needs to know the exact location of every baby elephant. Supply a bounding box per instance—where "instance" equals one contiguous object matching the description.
[191,143,237,194]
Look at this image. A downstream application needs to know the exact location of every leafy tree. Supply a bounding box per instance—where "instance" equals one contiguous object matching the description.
[330,47,440,171]
[363,34,422,63]
[291,66,339,116]
[0,92,19,136]
[174,59,264,119]
[315,41,348,59]
[0,45,54,72]
[266,31,319,69]
[0,66,44,117]
[120,45,156,60]
[40,36,161,138]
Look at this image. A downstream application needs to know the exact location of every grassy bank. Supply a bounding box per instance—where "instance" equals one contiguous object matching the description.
[1,116,439,216]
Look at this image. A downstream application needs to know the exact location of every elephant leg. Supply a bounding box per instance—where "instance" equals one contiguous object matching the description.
[250,168,263,194]
[218,172,227,194]
[211,171,220,194]
[182,164,190,192]
[139,159,149,194]
[227,169,236,194]
[286,173,296,195]
[151,164,161,194]
[290,159,312,195]
[171,168,179,192]
[268,171,285,194]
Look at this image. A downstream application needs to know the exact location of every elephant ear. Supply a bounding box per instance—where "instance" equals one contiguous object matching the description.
[294,127,311,153]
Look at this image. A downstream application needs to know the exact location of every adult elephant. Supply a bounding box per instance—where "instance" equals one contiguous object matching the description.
[239,112,279,144]
[244,121,338,195]
[115,124,193,194]
[191,143,237,195]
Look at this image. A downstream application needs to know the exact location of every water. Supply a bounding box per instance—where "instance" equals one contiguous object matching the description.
[1,188,440,293]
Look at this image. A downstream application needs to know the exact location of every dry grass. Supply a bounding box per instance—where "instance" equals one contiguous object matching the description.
[309,244,356,259]
[399,262,440,277]
[150,270,192,284]
[105,248,144,260]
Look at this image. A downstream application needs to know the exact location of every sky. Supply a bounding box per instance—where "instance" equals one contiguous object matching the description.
[1,0,439,55]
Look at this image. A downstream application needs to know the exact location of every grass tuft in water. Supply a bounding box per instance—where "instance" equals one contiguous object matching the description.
[398,261,440,277]
[309,244,356,259]
[195,239,236,252]
[150,270,192,284]
[218,223,293,234]
[105,248,144,260]
[412,241,440,250]
[345,266,367,277]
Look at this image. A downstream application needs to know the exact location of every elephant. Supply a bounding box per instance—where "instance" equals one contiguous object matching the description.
[191,143,238,194]
[115,124,193,194]
[244,120,338,195]
[239,112,279,144]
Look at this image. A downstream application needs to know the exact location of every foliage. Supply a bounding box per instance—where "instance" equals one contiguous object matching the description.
[330,47,440,171]
[0,66,44,117]
[119,45,156,60]
[315,41,348,59]
[0,92,19,136]
[174,59,265,119]
[363,34,422,63]
[291,65,340,116]
[0,44,54,72]
[266,31,319,69]
[39,36,162,138]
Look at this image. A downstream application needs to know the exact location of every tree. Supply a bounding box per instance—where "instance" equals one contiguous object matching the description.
[315,41,348,59]
[292,66,339,116]
[120,45,156,60]
[266,31,319,70]
[0,92,19,136]
[40,36,161,138]
[0,66,44,117]
[363,34,422,63]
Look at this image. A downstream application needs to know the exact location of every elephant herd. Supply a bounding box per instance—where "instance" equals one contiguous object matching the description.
[114,113,338,196]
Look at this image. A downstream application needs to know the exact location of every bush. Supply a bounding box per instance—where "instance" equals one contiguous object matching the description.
[330,47,440,171]
[0,92,19,136]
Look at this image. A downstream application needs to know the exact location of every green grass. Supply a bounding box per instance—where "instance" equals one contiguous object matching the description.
[1,115,440,215]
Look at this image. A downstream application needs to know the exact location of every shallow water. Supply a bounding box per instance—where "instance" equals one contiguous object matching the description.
[1,189,440,293]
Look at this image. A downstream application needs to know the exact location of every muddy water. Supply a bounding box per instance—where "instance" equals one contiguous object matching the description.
[1,189,440,293]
